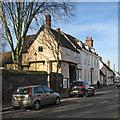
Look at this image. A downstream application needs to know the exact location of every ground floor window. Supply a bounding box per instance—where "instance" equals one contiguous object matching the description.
[63,78,69,88]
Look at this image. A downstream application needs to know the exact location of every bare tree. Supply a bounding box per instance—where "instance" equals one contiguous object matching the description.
[0,1,75,70]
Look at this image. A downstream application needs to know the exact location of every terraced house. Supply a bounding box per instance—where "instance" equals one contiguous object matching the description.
[1,14,114,87]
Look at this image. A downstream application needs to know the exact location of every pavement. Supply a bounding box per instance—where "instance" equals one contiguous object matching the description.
[1,85,115,112]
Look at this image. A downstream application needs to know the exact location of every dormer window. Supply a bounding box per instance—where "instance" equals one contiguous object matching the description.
[38,46,43,52]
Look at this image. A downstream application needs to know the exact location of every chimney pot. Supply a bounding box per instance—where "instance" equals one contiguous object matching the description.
[56,28,60,32]
[90,37,92,40]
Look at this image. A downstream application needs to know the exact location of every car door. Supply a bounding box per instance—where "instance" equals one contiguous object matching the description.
[42,85,56,104]
[34,86,48,105]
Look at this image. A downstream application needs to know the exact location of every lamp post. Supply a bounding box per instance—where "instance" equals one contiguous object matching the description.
[34,52,37,71]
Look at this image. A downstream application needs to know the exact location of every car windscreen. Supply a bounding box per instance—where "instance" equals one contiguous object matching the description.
[14,88,30,94]
[71,82,83,86]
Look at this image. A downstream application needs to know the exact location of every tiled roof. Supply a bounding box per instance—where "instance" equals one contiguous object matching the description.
[100,60,114,73]
[22,35,36,53]
[50,29,79,53]
[63,33,82,50]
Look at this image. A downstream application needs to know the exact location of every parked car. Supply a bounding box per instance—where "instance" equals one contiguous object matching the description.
[12,85,60,110]
[68,81,95,97]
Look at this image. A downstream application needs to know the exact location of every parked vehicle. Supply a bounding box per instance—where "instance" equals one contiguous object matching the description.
[12,85,60,110]
[68,81,95,97]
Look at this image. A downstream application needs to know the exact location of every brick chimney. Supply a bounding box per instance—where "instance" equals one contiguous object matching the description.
[85,37,93,48]
[45,14,51,28]
[107,60,110,68]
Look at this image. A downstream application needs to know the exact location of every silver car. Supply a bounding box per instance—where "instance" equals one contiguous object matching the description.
[12,85,60,110]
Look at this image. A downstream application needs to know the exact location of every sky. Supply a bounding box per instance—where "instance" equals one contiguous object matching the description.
[52,2,118,72]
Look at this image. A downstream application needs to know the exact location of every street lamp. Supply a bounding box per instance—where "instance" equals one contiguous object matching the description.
[34,52,37,71]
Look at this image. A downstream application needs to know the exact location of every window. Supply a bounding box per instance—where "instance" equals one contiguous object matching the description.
[84,69,87,81]
[14,88,30,94]
[38,46,43,52]
[84,53,86,65]
[91,56,93,66]
[97,59,99,68]
[42,86,53,93]
[71,82,83,87]
[88,55,90,66]
[34,86,44,93]
[66,49,70,55]
[74,52,77,58]
[78,53,80,63]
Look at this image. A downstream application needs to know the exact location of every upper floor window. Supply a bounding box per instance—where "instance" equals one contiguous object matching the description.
[88,55,90,66]
[74,52,77,58]
[66,49,70,55]
[97,59,99,68]
[84,53,86,65]
[38,46,43,52]
[78,53,80,63]
[91,56,93,66]
[94,57,96,67]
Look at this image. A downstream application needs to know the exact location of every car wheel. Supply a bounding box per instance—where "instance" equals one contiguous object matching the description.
[55,97,60,105]
[33,101,40,110]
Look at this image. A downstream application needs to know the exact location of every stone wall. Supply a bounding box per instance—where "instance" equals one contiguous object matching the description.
[2,70,48,102]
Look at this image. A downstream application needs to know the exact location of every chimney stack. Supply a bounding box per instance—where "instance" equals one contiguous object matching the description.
[85,37,93,48]
[107,60,110,68]
[45,14,51,28]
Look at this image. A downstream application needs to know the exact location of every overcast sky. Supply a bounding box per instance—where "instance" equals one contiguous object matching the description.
[52,2,118,72]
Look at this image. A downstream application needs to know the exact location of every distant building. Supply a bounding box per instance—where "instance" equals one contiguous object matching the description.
[99,59,114,86]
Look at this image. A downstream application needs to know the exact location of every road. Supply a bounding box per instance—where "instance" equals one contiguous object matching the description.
[2,86,119,118]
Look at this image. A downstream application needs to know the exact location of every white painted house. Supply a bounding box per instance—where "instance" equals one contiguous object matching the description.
[76,37,100,85]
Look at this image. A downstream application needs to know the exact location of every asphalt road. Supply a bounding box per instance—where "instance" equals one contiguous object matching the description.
[2,86,119,119]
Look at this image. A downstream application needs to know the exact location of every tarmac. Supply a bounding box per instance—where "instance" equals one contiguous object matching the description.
[1,85,114,112]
